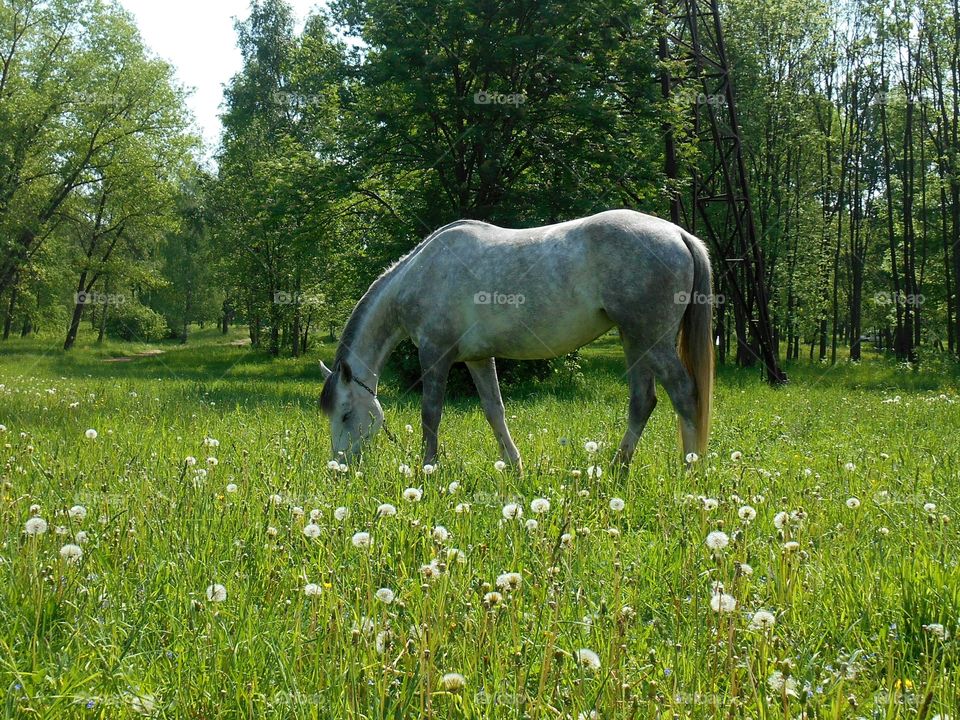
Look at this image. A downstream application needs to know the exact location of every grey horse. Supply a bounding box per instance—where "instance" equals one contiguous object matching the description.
[319,208,714,471]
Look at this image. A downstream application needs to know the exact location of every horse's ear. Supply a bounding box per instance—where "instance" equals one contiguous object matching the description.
[340,360,353,383]
[319,361,333,380]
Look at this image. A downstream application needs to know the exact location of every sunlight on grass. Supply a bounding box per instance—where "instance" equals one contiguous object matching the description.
[1,335,958,718]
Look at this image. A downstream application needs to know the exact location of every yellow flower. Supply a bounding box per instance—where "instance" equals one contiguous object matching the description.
[894,679,914,691]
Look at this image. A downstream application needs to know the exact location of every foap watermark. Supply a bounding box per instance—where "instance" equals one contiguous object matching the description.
[273,291,321,306]
[674,290,723,306]
[474,290,525,307]
[75,291,127,306]
[874,291,924,307]
[675,89,726,108]
[473,90,527,106]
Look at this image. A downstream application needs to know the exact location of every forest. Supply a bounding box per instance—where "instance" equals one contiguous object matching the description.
[2,0,959,370]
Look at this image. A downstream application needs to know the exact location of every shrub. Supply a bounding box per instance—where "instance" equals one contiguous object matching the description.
[105,302,169,342]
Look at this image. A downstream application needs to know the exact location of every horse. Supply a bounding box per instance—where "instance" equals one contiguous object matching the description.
[319,208,714,471]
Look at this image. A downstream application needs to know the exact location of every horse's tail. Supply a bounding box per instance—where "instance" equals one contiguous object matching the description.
[678,230,714,455]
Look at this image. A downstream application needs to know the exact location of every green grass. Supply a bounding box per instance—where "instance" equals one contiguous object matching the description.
[1,329,959,718]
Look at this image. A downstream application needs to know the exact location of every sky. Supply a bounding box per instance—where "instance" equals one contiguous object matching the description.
[118,0,322,158]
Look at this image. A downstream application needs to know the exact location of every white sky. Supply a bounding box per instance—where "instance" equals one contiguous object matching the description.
[118,0,322,159]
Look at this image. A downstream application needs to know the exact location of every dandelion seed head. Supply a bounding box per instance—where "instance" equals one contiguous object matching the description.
[574,648,601,671]
[206,584,227,602]
[59,543,83,563]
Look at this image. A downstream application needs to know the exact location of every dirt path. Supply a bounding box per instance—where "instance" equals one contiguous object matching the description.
[102,349,166,363]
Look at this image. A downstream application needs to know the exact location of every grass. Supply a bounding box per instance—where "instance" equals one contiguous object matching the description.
[1,328,959,718]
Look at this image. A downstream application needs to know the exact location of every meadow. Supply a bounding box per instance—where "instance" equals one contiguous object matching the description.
[1,330,959,718]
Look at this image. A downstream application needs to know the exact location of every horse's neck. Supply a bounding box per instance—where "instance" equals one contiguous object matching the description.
[340,280,404,393]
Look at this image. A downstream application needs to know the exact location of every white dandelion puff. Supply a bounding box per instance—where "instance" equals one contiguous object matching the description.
[846,497,861,509]
[609,497,625,512]
[84,428,98,440]
[685,452,700,464]
[432,525,450,543]
[24,517,47,536]
[730,450,743,461]
[377,503,397,517]
[302,523,321,539]
[423,464,436,475]
[59,543,83,563]
[584,440,598,453]
[493,460,507,472]
[304,583,322,597]
[502,503,523,520]
[530,497,551,514]
[68,505,87,522]
[496,572,523,591]
[440,673,466,692]
[375,587,395,604]
[750,609,776,630]
[710,593,737,613]
[705,531,729,551]
[738,505,756,522]
[351,531,371,548]
[206,584,227,602]
[574,648,601,671]
[403,487,423,503]
[334,506,350,521]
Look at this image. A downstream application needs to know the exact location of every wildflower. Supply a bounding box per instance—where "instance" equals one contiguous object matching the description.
[304,583,322,597]
[702,498,719,511]
[398,463,413,477]
[560,532,574,547]
[203,437,219,448]
[730,450,743,461]
[375,630,391,654]
[686,452,700,464]
[878,526,890,536]
[710,593,737,613]
[207,457,218,467]
[225,483,238,493]
[59,543,83,563]
[403,487,423,503]
[446,548,466,564]
[84,429,98,440]
[68,505,87,522]
[266,526,278,537]
[923,623,949,640]
[310,509,321,521]
[773,511,789,530]
[494,460,506,472]
[326,460,340,471]
[846,497,861,509]
[586,465,602,478]
[447,481,459,493]
[423,464,436,475]
[607,526,620,538]
[483,591,503,607]
[584,441,598,453]
[705,531,729,551]
[303,523,321,539]
[420,560,442,581]
[334,506,349,521]
[432,525,450,543]
[767,671,798,697]
[750,609,776,630]
[269,493,283,505]
[351,531,371,548]
[844,462,856,472]
[924,502,937,513]
[377,503,397,517]
[502,503,523,520]
[404,424,413,433]
[496,572,522,591]
[783,541,800,552]
[440,673,466,692]
[525,519,539,531]
[75,530,88,543]
[376,587,395,604]
[574,648,601,671]
[531,497,551,514]
[609,497,625,512]
[737,562,754,576]
[184,456,197,466]
[206,584,227,602]
[24,517,47,536]
[455,503,471,514]
[738,505,757,522]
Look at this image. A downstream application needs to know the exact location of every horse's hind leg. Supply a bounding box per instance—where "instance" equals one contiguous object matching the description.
[614,335,658,471]
[466,358,522,470]
[648,343,700,461]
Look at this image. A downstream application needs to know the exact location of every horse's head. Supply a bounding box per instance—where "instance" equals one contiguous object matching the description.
[319,360,384,463]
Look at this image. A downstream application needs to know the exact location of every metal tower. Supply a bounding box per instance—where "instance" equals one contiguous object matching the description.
[658,0,787,384]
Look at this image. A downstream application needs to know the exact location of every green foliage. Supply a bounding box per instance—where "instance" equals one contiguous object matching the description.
[104,301,169,342]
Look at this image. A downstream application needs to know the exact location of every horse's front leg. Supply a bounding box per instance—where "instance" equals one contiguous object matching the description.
[465,358,522,470]
[418,344,454,465]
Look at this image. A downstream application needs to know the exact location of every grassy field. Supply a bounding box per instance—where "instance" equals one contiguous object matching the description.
[1,329,959,718]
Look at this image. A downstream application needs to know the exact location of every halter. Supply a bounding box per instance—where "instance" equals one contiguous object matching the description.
[351,375,398,444]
